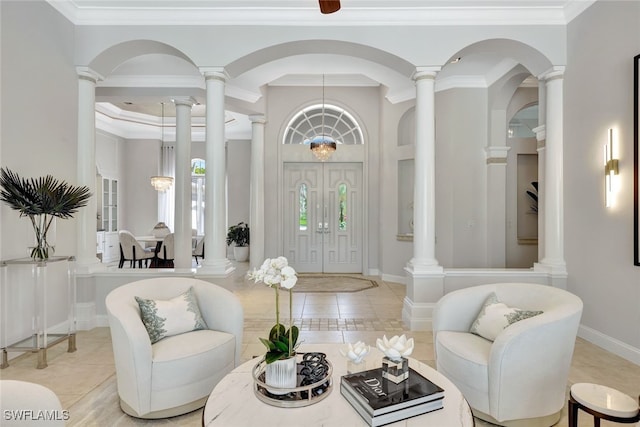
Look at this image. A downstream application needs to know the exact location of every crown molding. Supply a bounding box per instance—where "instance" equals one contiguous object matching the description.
[46,1,586,26]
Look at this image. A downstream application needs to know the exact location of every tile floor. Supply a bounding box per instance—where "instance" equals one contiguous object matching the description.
[1,263,638,426]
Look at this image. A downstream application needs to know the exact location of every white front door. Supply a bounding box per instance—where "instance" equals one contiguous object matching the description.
[283,162,363,273]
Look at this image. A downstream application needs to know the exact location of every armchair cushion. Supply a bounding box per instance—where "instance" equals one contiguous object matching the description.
[135,287,208,344]
[469,292,543,341]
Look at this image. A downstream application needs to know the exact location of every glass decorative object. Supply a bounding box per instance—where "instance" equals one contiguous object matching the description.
[382,356,409,384]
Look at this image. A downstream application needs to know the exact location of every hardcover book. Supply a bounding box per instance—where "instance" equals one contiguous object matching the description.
[340,367,444,417]
[340,383,443,427]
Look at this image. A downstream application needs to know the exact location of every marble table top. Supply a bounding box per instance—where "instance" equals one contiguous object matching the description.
[203,344,474,427]
[571,383,640,418]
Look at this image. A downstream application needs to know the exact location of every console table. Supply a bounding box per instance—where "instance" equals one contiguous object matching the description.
[0,256,77,369]
[203,344,474,426]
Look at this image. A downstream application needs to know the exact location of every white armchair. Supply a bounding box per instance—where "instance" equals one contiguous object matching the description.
[433,283,583,427]
[105,277,244,419]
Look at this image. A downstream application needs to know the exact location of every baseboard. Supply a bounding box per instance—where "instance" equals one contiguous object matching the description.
[76,302,96,331]
[381,273,407,285]
[96,314,109,328]
[578,324,640,365]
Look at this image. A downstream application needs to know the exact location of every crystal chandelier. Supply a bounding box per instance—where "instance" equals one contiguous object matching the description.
[310,75,337,161]
[151,102,174,192]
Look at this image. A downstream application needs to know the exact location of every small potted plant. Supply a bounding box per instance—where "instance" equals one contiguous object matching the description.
[226,221,250,262]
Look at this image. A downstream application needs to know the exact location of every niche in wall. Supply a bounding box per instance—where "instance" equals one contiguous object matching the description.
[517,153,538,244]
[397,159,414,238]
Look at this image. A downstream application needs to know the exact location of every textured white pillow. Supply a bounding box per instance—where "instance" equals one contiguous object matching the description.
[470,292,543,341]
[135,287,208,344]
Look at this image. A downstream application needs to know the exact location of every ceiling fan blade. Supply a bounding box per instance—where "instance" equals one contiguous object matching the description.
[319,0,341,14]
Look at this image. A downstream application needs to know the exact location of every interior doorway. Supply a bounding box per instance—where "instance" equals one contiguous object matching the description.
[283,162,363,273]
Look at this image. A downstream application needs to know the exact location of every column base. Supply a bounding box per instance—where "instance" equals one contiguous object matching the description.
[75,258,107,275]
[534,261,568,289]
[403,265,445,331]
[196,258,235,278]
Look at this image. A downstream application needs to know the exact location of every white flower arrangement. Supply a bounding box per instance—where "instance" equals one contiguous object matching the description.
[340,341,371,364]
[376,334,414,362]
[248,257,299,363]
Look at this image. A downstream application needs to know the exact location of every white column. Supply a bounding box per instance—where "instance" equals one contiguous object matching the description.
[403,66,444,331]
[407,67,441,273]
[535,66,567,283]
[172,97,195,271]
[534,81,547,263]
[249,115,266,269]
[199,67,234,277]
[76,67,103,272]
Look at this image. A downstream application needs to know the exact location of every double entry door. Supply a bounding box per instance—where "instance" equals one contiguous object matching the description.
[283,162,363,273]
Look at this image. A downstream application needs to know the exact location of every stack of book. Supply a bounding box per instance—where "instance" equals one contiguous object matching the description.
[340,367,445,427]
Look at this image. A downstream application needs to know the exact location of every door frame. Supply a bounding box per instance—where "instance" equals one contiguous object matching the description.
[278,144,369,274]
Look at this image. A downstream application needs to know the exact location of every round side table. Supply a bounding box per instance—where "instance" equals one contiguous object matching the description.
[568,383,639,427]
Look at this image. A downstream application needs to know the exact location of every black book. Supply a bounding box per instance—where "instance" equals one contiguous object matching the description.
[340,367,445,417]
[341,382,443,427]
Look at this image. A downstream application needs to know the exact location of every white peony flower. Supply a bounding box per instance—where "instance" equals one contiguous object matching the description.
[376,334,414,362]
[340,341,370,364]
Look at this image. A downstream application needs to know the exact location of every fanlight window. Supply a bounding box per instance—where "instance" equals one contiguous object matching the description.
[283,104,363,146]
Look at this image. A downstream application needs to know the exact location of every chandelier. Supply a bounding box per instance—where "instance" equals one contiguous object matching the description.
[151,102,174,192]
[310,75,337,161]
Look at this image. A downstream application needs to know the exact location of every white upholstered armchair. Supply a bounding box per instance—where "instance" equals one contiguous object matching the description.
[105,277,243,419]
[433,283,583,427]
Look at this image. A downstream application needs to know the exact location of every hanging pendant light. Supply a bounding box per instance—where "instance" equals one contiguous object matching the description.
[151,102,174,191]
[310,75,337,161]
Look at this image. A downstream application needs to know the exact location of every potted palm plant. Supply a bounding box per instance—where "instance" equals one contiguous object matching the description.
[226,221,250,262]
[0,168,91,260]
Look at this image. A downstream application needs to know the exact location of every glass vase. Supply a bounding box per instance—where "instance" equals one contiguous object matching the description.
[265,356,297,394]
[28,214,56,261]
[382,356,409,384]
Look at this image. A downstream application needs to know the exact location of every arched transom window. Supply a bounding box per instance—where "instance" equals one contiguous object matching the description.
[283,104,364,146]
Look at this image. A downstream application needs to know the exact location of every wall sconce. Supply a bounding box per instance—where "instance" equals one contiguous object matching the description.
[604,128,619,207]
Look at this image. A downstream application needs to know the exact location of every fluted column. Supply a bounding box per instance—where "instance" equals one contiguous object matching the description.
[249,115,266,269]
[76,67,103,272]
[535,66,567,283]
[199,67,234,276]
[172,97,195,270]
[534,81,547,263]
[403,66,444,331]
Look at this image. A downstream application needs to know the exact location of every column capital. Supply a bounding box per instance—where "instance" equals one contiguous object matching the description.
[199,67,229,82]
[413,66,441,81]
[533,124,546,143]
[538,66,565,82]
[76,66,104,83]
[172,96,197,108]
[249,114,267,124]
[484,146,510,164]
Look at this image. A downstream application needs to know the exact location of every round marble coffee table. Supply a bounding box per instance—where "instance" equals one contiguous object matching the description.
[203,344,474,426]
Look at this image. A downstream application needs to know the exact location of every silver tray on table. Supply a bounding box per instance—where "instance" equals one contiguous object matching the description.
[252,352,333,408]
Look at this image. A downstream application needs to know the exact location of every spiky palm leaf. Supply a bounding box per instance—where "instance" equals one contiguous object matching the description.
[0,168,91,218]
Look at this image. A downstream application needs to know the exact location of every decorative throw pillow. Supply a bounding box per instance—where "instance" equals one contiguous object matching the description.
[135,287,208,344]
[470,292,543,341]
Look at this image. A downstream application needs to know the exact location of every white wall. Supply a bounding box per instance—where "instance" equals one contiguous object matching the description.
[121,138,159,235]
[227,139,251,228]
[0,0,78,260]
[565,0,640,359]
[435,88,489,267]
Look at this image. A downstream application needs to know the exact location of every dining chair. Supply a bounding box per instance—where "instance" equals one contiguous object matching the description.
[118,230,156,268]
[192,237,205,265]
[157,232,174,268]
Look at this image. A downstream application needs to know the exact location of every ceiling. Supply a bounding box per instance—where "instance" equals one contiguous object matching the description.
[49,0,594,140]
